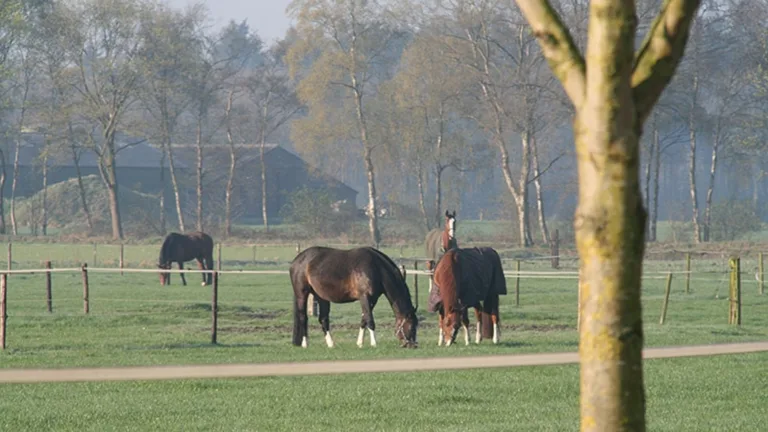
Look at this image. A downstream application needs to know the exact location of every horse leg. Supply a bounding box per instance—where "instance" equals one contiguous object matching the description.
[357,296,377,348]
[317,298,334,348]
[462,308,470,346]
[474,307,483,344]
[488,294,500,344]
[178,262,187,286]
[292,288,310,348]
[437,309,444,346]
[196,259,207,286]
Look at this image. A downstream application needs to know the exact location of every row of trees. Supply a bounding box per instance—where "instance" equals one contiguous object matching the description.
[285,0,768,247]
[0,0,300,240]
[1,0,767,247]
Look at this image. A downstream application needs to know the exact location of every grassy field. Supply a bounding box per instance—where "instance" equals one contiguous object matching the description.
[1,242,767,430]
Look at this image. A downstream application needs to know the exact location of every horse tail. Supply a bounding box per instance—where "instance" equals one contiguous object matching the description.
[292,291,303,346]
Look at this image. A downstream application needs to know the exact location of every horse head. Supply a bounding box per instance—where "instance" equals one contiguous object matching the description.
[443,210,457,250]
[440,303,465,345]
[157,263,171,286]
[395,308,419,348]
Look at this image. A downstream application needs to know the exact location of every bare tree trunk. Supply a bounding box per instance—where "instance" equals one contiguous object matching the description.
[649,112,661,242]
[531,135,550,243]
[98,135,123,240]
[69,126,93,235]
[688,36,701,243]
[165,144,185,232]
[9,140,20,236]
[416,163,430,230]
[195,120,204,232]
[158,149,166,236]
[0,149,6,234]
[702,119,721,242]
[224,91,236,238]
[352,85,380,247]
[434,165,445,229]
[42,153,48,236]
[259,94,271,231]
[518,128,533,246]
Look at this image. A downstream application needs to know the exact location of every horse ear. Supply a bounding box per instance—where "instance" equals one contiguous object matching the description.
[445,210,450,218]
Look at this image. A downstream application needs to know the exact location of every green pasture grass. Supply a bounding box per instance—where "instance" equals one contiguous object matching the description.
[0,353,766,431]
[1,262,766,369]
[1,247,767,431]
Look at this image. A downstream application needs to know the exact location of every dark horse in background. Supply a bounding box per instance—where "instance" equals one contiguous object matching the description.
[431,247,507,346]
[290,246,419,348]
[157,232,214,286]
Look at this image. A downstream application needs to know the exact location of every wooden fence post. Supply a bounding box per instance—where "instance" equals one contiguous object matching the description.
[759,252,764,295]
[119,244,125,276]
[7,243,11,271]
[685,253,691,294]
[0,273,6,350]
[413,260,419,310]
[81,264,89,314]
[515,260,520,307]
[659,272,673,325]
[45,261,52,313]
[550,229,560,269]
[92,243,97,267]
[307,293,315,316]
[217,243,222,271]
[296,243,301,253]
[252,245,257,263]
[211,271,218,344]
[728,257,741,325]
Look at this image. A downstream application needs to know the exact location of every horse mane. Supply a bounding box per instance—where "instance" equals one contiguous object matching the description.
[158,234,175,266]
[366,247,416,316]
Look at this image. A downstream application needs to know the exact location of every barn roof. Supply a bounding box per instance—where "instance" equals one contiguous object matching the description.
[17,132,186,169]
[171,143,358,195]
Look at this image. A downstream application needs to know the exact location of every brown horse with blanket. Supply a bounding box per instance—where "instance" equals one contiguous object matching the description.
[430,246,507,346]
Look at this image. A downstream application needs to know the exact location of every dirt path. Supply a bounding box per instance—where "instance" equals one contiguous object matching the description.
[1,341,767,384]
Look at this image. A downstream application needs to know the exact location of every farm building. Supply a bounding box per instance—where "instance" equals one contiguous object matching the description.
[172,144,359,223]
[7,131,177,199]
[7,132,358,225]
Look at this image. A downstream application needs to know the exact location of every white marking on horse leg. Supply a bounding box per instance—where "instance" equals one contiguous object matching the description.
[463,324,470,346]
[324,332,334,348]
[357,328,365,347]
[301,336,308,348]
[368,329,377,347]
[493,323,499,344]
[438,327,443,346]
[475,322,482,344]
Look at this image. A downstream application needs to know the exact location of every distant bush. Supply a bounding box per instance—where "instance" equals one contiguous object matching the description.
[710,200,763,241]
[279,187,357,237]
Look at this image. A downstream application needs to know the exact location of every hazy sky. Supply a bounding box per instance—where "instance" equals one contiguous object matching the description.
[167,0,293,45]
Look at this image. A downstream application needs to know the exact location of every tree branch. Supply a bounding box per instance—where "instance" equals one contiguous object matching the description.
[632,0,703,124]
[513,0,585,109]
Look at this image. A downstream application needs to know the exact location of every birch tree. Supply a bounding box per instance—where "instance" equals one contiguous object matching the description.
[513,0,701,430]
[287,0,406,247]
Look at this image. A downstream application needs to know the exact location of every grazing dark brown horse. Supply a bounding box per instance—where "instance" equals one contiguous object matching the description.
[425,210,458,261]
[157,232,214,286]
[290,246,419,348]
[431,247,507,346]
